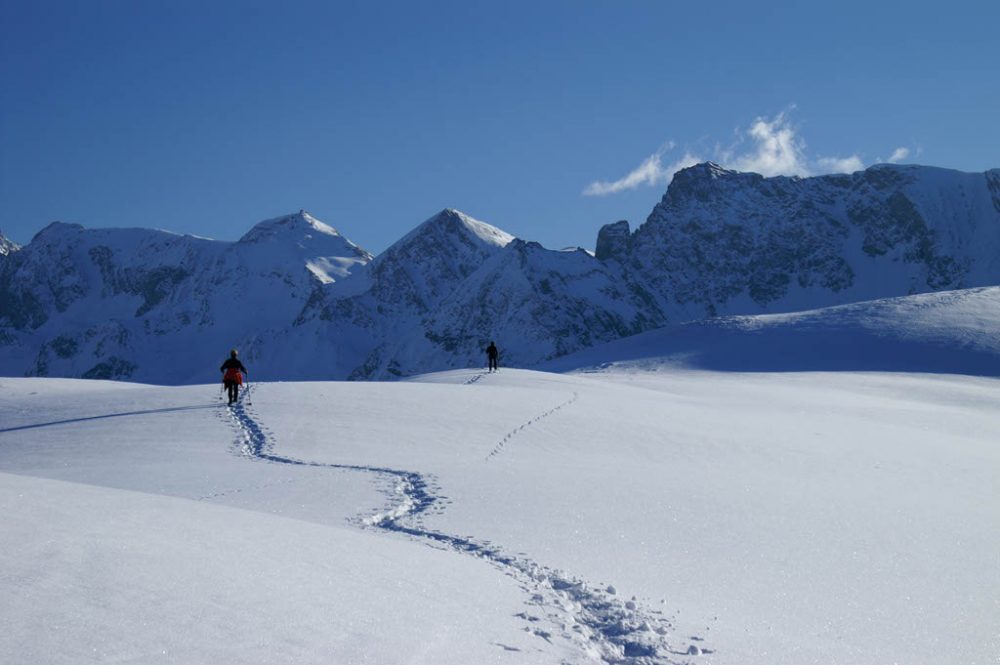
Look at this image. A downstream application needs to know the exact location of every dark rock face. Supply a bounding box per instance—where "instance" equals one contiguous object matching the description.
[82,356,137,380]
[89,245,191,316]
[985,170,1000,213]
[595,221,630,261]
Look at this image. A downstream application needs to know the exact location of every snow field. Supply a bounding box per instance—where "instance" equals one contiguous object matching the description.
[2,367,998,664]
[0,380,573,664]
[0,472,551,665]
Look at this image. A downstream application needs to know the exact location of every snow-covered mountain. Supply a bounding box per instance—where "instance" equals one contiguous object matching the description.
[623,162,1000,318]
[360,162,1000,377]
[311,209,517,378]
[383,240,666,376]
[0,212,371,382]
[2,163,1000,383]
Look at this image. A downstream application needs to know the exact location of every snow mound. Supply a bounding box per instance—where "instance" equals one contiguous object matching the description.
[542,286,1000,376]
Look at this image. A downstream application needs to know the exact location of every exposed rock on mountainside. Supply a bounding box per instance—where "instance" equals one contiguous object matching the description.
[379,239,665,376]
[594,220,630,261]
[627,163,1000,318]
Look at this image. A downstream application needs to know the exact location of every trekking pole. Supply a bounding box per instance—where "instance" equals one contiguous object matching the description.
[245,374,252,406]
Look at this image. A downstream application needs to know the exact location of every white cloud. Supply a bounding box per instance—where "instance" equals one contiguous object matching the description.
[723,111,811,177]
[581,109,914,196]
[583,143,701,196]
[582,151,666,197]
[816,155,865,174]
[888,147,910,163]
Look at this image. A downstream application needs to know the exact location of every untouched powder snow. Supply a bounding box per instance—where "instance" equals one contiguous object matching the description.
[1,360,997,664]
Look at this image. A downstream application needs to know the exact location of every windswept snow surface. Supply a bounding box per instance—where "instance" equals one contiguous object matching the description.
[542,286,1000,376]
[1,366,998,663]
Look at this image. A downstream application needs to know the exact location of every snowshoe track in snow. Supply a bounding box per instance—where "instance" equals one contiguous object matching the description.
[464,371,487,385]
[223,387,705,664]
[486,391,579,461]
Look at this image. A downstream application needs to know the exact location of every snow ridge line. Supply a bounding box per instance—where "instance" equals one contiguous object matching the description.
[486,391,579,461]
[223,392,701,664]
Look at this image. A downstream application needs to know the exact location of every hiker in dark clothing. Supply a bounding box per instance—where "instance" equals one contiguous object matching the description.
[486,341,499,372]
[220,349,248,405]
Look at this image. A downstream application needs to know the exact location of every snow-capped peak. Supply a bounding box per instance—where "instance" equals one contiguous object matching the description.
[0,231,20,256]
[440,208,515,248]
[688,161,732,178]
[671,161,748,183]
[238,210,371,260]
[387,208,514,256]
[662,162,763,203]
[242,210,343,243]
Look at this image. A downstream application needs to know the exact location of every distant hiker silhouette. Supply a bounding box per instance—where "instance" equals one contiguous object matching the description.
[486,341,499,372]
[220,349,248,405]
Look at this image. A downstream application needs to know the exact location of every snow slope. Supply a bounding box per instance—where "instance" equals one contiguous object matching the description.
[0,380,575,664]
[541,285,1000,376]
[2,358,997,663]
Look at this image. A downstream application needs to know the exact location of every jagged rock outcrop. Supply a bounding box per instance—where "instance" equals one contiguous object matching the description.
[595,220,630,262]
[627,163,1000,318]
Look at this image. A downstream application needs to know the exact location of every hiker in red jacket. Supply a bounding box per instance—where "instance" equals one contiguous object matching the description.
[220,349,248,405]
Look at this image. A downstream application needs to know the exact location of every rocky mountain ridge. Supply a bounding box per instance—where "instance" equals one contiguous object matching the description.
[2,163,999,382]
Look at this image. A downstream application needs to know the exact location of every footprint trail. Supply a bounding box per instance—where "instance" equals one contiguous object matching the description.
[222,385,708,664]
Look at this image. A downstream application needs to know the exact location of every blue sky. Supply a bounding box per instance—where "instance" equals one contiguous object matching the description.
[2,0,997,253]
